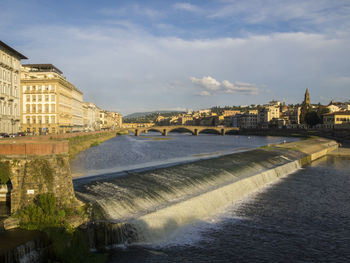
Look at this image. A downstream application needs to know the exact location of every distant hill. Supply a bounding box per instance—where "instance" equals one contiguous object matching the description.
[123,110,185,123]
[124,111,184,119]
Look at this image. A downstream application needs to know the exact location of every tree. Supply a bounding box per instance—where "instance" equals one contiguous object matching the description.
[305,111,321,127]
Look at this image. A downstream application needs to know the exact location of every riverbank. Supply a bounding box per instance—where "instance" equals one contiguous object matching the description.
[67,131,117,159]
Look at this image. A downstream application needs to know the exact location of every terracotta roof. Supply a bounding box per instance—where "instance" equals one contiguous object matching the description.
[0,40,28,59]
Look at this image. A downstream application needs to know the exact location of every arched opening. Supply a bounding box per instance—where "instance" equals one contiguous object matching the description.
[0,179,12,218]
[198,129,221,135]
[168,127,193,135]
[225,129,238,135]
[146,128,163,135]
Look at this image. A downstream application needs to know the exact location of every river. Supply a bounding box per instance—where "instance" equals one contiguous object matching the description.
[71,133,350,262]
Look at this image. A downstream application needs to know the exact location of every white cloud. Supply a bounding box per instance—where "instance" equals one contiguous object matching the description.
[190,76,221,90]
[198,91,211,96]
[222,80,258,94]
[10,22,350,113]
[173,2,200,12]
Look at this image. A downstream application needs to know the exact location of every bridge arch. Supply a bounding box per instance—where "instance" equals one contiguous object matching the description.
[167,127,194,135]
[198,128,221,135]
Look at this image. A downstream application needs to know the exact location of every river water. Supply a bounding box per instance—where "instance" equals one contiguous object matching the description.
[71,134,350,262]
[71,133,296,179]
[105,155,350,263]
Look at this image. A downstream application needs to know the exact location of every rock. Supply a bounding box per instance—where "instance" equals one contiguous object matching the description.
[3,217,19,230]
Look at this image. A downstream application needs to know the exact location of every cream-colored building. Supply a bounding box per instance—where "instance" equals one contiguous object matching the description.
[258,105,280,126]
[83,102,100,131]
[99,110,122,130]
[0,41,27,134]
[21,64,84,134]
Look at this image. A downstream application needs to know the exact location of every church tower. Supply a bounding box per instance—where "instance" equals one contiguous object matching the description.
[300,88,311,124]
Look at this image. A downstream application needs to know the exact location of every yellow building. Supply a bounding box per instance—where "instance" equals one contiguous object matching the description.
[323,111,350,128]
[0,41,27,134]
[21,64,84,134]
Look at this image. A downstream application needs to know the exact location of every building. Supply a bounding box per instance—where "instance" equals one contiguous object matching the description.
[258,105,280,127]
[71,87,84,132]
[323,111,350,128]
[21,64,83,134]
[300,88,311,124]
[222,110,241,117]
[0,41,27,134]
[83,102,100,131]
[240,114,258,129]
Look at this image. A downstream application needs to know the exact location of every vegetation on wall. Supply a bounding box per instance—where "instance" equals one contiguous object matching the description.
[25,159,54,191]
[0,160,11,184]
[16,193,106,262]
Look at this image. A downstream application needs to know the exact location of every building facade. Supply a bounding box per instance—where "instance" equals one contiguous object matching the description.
[0,41,27,134]
[323,111,350,128]
[258,105,280,127]
[21,64,84,134]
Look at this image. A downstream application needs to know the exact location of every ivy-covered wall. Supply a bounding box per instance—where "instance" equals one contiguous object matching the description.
[0,154,76,213]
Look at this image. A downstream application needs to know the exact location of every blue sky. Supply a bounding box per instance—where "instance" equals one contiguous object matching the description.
[1,0,350,114]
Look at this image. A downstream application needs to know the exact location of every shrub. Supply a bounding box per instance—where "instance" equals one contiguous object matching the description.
[17,193,67,230]
[90,141,100,147]
[0,161,11,184]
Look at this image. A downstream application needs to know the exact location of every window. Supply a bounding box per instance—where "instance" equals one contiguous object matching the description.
[26,117,30,124]
[38,104,42,113]
[38,116,42,124]
[38,95,42,102]
[51,104,55,112]
[32,116,36,124]
[51,94,55,101]
[32,95,36,102]
[45,116,49,124]
[26,95,30,102]
[45,95,49,102]
[51,116,56,123]
[45,104,49,113]
[26,104,30,113]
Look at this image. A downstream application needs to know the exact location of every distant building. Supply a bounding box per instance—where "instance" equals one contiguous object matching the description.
[258,105,280,127]
[240,114,258,129]
[323,111,350,128]
[83,102,100,131]
[0,41,27,134]
[300,88,311,124]
[21,64,83,134]
[222,110,241,117]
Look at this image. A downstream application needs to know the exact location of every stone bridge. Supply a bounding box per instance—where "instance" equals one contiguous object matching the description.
[133,126,239,136]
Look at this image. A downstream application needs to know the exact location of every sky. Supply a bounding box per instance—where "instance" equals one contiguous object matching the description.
[1,0,350,115]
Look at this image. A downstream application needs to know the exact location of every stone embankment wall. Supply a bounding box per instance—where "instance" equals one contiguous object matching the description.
[0,140,75,213]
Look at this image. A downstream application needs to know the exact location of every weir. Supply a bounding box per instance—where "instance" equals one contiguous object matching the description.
[76,138,338,248]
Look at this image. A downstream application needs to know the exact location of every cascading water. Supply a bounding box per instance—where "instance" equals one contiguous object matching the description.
[75,148,304,248]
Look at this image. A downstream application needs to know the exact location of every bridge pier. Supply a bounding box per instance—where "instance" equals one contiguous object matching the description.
[194,129,199,136]
[135,129,140,136]
[162,129,168,136]
[221,129,225,136]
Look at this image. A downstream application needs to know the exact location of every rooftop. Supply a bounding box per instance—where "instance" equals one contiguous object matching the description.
[323,111,350,116]
[22,64,63,75]
[0,40,28,59]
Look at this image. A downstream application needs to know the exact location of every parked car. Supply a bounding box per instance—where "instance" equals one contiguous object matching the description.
[0,133,10,138]
[18,132,26,136]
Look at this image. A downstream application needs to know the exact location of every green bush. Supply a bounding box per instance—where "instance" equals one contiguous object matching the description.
[90,141,100,147]
[17,193,67,230]
[0,161,11,184]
